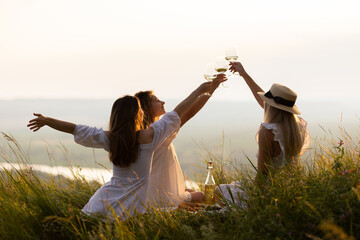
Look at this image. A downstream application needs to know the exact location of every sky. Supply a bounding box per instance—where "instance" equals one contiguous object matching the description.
[1,0,360,101]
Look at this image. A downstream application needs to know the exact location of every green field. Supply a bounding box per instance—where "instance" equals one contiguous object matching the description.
[1,128,360,239]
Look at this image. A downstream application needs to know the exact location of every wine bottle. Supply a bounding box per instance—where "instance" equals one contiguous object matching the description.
[204,161,216,204]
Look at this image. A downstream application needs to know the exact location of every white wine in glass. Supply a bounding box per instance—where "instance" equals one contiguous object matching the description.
[203,63,217,96]
[215,56,228,73]
[215,67,228,73]
[225,56,238,61]
[225,47,239,75]
[215,56,228,87]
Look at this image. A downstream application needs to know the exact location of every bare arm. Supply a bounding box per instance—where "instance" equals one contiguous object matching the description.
[255,127,274,183]
[180,74,226,127]
[174,75,227,123]
[229,62,265,109]
[27,113,76,134]
[140,75,227,144]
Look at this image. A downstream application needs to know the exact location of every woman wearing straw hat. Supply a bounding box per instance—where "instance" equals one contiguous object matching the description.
[216,61,310,206]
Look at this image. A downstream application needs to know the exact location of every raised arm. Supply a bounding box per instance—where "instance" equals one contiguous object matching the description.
[27,113,76,134]
[180,74,227,127]
[229,62,265,109]
[174,74,227,123]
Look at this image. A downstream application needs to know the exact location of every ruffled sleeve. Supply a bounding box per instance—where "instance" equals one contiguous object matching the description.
[150,111,181,150]
[73,124,110,152]
[255,116,311,158]
[256,123,286,157]
[298,117,311,156]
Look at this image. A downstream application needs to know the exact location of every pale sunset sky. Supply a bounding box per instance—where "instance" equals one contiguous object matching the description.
[1,0,359,101]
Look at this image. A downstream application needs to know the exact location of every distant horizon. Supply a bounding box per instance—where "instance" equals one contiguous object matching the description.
[1,96,360,102]
[1,98,359,178]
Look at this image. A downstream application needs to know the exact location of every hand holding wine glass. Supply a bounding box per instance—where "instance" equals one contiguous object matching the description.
[215,56,229,87]
[229,61,247,76]
[210,73,227,92]
[203,63,217,82]
[225,47,239,76]
[197,74,227,97]
[203,63,217,96]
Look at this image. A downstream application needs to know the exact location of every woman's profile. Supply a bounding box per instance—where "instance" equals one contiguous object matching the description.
[134,88,219,205]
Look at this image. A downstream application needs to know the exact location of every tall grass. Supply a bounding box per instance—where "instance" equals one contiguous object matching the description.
[0,130,360,239]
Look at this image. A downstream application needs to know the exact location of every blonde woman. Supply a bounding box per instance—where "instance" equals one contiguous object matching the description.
[216,62,310,205]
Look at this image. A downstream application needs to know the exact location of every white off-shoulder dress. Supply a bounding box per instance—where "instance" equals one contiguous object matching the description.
[147,130,190,206]
[218,117,310,207]
[74,111,181,219]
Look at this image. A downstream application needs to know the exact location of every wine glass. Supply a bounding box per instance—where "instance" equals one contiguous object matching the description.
[203,63,217,96]
[215,56,228,74]
[225,47,239,62]
[215,56,228,87]
[225,47,239,75]
[204,63,217,81]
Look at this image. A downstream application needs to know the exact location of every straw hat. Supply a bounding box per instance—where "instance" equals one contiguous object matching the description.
[257,83,301,115]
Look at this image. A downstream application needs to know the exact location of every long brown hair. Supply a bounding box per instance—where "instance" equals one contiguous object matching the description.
[135,90,155,128]
[109,95,143,167]
[264,104,306,162]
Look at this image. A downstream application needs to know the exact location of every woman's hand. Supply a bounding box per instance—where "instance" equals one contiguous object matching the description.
[197,74,228,95]
[27,113,48,132]
[210,74,227,93]
[196,82,212,95]
[174,74,227,123]
[27,114,76,133]
[229,62,246,76]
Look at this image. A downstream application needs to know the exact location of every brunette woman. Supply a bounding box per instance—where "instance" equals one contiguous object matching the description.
[28,75,226,219]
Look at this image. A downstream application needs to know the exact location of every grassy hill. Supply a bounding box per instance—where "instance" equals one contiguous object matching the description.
[1,130,360,239]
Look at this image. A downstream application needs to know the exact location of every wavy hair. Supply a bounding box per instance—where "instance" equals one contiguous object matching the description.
[263,104,306,163]
[108,95,143,167]
[135,90,155,128]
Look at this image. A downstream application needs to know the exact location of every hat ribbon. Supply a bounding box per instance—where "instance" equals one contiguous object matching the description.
[264,91,295,107]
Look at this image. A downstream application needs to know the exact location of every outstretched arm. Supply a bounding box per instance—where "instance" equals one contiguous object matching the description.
[27,113,76,134]
[180,74,226,127]
[229,62,265,109]
[174,74,227,124]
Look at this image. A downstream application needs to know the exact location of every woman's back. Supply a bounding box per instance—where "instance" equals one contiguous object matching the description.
[77,111,182,219]
[257,116,310,169]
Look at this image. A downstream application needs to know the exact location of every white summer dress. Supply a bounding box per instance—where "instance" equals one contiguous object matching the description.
[147,130,190,206]
[74,111,181,219]
[218,117,310,207]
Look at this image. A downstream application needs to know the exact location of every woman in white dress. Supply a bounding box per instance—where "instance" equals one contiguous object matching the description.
[216,62,310,206]
[134,89,217,205]
[27,75,227,219]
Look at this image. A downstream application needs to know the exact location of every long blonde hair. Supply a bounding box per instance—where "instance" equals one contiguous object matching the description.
[263,104,305,162]
[109,96,144,167]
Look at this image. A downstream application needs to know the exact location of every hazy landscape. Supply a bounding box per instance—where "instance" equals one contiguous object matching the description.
[1,98,359,179]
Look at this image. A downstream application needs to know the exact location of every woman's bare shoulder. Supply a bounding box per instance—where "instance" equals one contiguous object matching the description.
[258,125,275,142]
[137,127,154,144]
